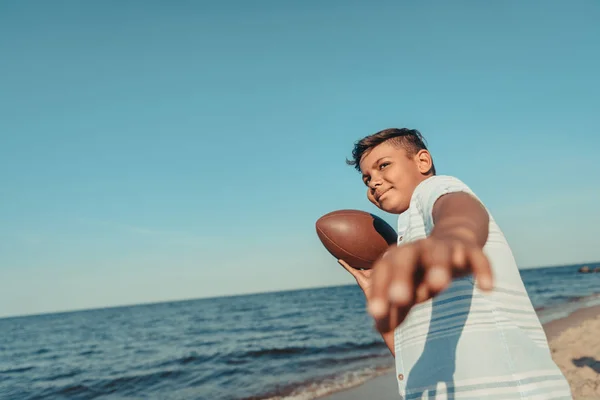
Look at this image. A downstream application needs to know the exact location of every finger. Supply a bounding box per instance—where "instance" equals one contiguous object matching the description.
[338,259,369,286]
[367,256,394,319]
[338,259,354,273]
[421,240,452,295]
[374,303,411,334]
[412,266,428,304]
[415,282,430,304]
[387,245,419,309]
[375,309,394,334]
[396,307,410,328]
[467,249,493,291]
[377,293,406,333]
[451,242,468,277]
[338,259,351,271]
[338,259,359,277]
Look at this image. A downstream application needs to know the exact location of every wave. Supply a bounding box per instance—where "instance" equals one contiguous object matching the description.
[239,340,386,360]
[0,366,35,374]
[43,370,82,382]
[535,292,600,312]
[79,349,102,356]
[39,368,188,399]
[241,364,394,400]
[296,352,391,369]
[536,293,600,324]
[154,351,218,368]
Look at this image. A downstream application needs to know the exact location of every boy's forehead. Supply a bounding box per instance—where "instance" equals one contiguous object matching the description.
[359,142,405,169]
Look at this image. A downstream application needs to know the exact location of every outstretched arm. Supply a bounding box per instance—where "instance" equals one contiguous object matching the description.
[366,191,494,334]
[431,191,489,249]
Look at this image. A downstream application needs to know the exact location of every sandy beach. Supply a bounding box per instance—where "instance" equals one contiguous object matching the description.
[323,305,600,400]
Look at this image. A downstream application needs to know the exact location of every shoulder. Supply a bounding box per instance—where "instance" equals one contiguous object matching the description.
[409,175,481,228]
[411,175,474,208]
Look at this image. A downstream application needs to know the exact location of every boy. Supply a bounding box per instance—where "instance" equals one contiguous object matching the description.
[338,128,572,399]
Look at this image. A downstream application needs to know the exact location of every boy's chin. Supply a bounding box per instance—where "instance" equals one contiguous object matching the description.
[378,198,407,214]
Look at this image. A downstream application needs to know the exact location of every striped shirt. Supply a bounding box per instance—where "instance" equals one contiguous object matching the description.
[393,175,572,399]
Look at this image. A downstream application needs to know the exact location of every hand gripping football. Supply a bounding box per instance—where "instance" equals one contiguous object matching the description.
[315,209,398,269]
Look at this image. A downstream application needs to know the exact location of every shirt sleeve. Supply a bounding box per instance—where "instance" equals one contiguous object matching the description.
[413,175,478,235]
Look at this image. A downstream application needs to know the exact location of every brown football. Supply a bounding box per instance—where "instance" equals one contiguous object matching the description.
[315,209,398,269]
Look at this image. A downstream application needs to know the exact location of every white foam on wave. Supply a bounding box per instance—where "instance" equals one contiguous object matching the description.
[537,293,600,324]
[263,365,394,400]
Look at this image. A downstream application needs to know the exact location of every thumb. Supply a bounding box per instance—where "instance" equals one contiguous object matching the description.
[338,259,369,287]
[338,259,359,277]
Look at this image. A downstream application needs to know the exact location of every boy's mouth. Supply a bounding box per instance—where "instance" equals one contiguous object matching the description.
[375,188,391,202]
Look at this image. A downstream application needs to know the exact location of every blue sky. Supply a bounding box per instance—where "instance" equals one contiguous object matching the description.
[1,1,599,318]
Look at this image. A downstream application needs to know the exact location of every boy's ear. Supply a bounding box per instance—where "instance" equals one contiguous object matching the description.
[415,150,433,174]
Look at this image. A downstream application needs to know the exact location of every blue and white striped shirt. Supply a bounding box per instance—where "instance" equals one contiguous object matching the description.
[393,175,572,399]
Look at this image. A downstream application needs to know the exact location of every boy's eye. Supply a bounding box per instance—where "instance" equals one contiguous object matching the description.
[379,162,390,169]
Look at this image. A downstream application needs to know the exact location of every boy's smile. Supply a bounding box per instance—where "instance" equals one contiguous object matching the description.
[359,140,433,214]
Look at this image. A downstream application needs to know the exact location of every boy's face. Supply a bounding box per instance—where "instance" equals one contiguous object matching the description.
[359,141,432,214]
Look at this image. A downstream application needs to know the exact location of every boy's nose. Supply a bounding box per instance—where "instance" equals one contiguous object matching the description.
[368,176,382,189]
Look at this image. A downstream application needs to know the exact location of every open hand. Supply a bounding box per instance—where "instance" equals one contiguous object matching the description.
[366,236,493,333]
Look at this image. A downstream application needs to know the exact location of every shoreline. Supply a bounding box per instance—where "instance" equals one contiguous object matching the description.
[543,304,600,341]
[321,304,600,400]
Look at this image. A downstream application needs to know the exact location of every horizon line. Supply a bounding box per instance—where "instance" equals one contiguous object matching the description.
[1,260,597,321]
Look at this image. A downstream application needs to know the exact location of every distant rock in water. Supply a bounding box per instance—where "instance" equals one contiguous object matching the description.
[577,266,600,273]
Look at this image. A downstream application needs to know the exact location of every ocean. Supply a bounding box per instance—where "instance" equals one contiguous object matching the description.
[1,262,599,400]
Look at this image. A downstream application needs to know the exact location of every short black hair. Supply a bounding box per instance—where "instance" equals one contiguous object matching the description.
[346,128,436,175]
